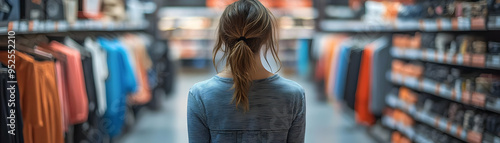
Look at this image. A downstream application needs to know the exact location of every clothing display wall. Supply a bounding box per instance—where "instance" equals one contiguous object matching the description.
[0,33,159,143]
[315,35,392,126]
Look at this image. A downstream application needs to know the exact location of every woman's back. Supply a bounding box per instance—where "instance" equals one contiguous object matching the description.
[188,75,305,142]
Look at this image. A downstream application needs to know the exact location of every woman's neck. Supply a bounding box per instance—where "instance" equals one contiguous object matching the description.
[217,53,275,80]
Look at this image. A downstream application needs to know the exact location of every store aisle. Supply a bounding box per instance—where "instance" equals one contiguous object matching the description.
[118,70,376,143]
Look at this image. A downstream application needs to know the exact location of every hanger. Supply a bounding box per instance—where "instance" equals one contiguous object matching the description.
[16,44,54,61]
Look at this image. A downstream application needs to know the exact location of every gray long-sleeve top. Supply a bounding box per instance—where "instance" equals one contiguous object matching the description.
[188,75,306,143]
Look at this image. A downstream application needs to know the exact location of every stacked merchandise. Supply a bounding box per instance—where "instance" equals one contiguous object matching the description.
[393,33,500,69]
[0,33,158,143]
[313,35,392,125]
[0,0,147,34]
[384,32,500,142]
[0,0,142,21]
[364,0,491,30]
[320,0,500,31]
[383,88,465,143]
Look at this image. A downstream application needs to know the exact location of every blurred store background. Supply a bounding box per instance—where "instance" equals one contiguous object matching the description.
[0,0,500,143]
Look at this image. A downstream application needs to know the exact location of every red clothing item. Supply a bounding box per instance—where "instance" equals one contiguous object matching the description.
[55,61,70,131]
[46,41,89,124]
[355,44,376,125]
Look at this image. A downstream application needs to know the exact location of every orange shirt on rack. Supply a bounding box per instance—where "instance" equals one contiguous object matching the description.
[122,34,152,105]
[0,52,63,143]
[354,44,376,125]
[45,41,89,124]
[324,35,348,98]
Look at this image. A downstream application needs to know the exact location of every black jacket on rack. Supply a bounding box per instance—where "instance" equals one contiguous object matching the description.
[343,47,364,110]
[0,64,24,143]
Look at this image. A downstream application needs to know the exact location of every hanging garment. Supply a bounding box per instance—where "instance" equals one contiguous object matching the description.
[0,52,63,143]
[343,47,364,109]
[370,38,391,116]
[326,37,348,98]
[64,37,106,142]
[148,40,175,94]
[121,34,152,105]
[0,0,20,20]
[45,0,65,20]
[297,39,310,77]
[0,65,24,143]
[21,0,45,19]
[54,60,69,132]
[334,45,352,100]
[355,43,376,125]
[75,49,105,143]
[98,37,138,137]
[84,37,108,116]
[46,41,89,124]
[78,0,102,18]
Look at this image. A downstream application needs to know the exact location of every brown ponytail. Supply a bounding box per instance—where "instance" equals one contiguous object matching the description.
[228,40,255,111]
[213,0,281,111]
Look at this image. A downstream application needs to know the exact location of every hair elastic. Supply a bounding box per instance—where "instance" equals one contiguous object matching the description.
[238,37,247,41]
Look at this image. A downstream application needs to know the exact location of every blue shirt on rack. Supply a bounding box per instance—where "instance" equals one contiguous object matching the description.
[98,37,138,137]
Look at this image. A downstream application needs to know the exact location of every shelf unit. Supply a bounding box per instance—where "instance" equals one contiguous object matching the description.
[0,20,149,35]
[385,95,490,143]
[391,47,500,70]
[387,72,500,114]
[321,16,500,32]
[382,116,435,143]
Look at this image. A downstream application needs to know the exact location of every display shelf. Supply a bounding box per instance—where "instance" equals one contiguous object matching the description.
[382,116,435,143]
[320,16,498,32]
[159,27,314,40]
[386,95,483,143]
[391,47,500,70]
[388,72,500,114]
[0,20,149,35]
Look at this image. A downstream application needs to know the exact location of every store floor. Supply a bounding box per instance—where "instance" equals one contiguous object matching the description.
[117,69,379,143]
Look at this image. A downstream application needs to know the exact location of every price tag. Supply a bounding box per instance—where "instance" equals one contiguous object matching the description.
[450,124,458,134]
[437,52,445,62]
[460,129,467,139]
[423,19,438,31]
[471,17,486,30]
[408,105,416,114]
[405,77,419,89]
[486,97,500,113]
[37,21,44,32]
[471,92,486,107]
[439,84,452,98]
[440,18,453,30]
[406,49,420,60]
[456,126,463,137]
[438,118,447,130]
[457,17,471,30]
[391,48,400,58]
[386,95,397,108]
[471,54,486,67]
[467,131,482,143]
[488,55,500,69]
[19,21,28,33]
[463,53,471,66]
[462,90,471,104]
[45,21,54,32]
[422,79,437,94]
[457,54,464,65]
[446,53,454,64]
